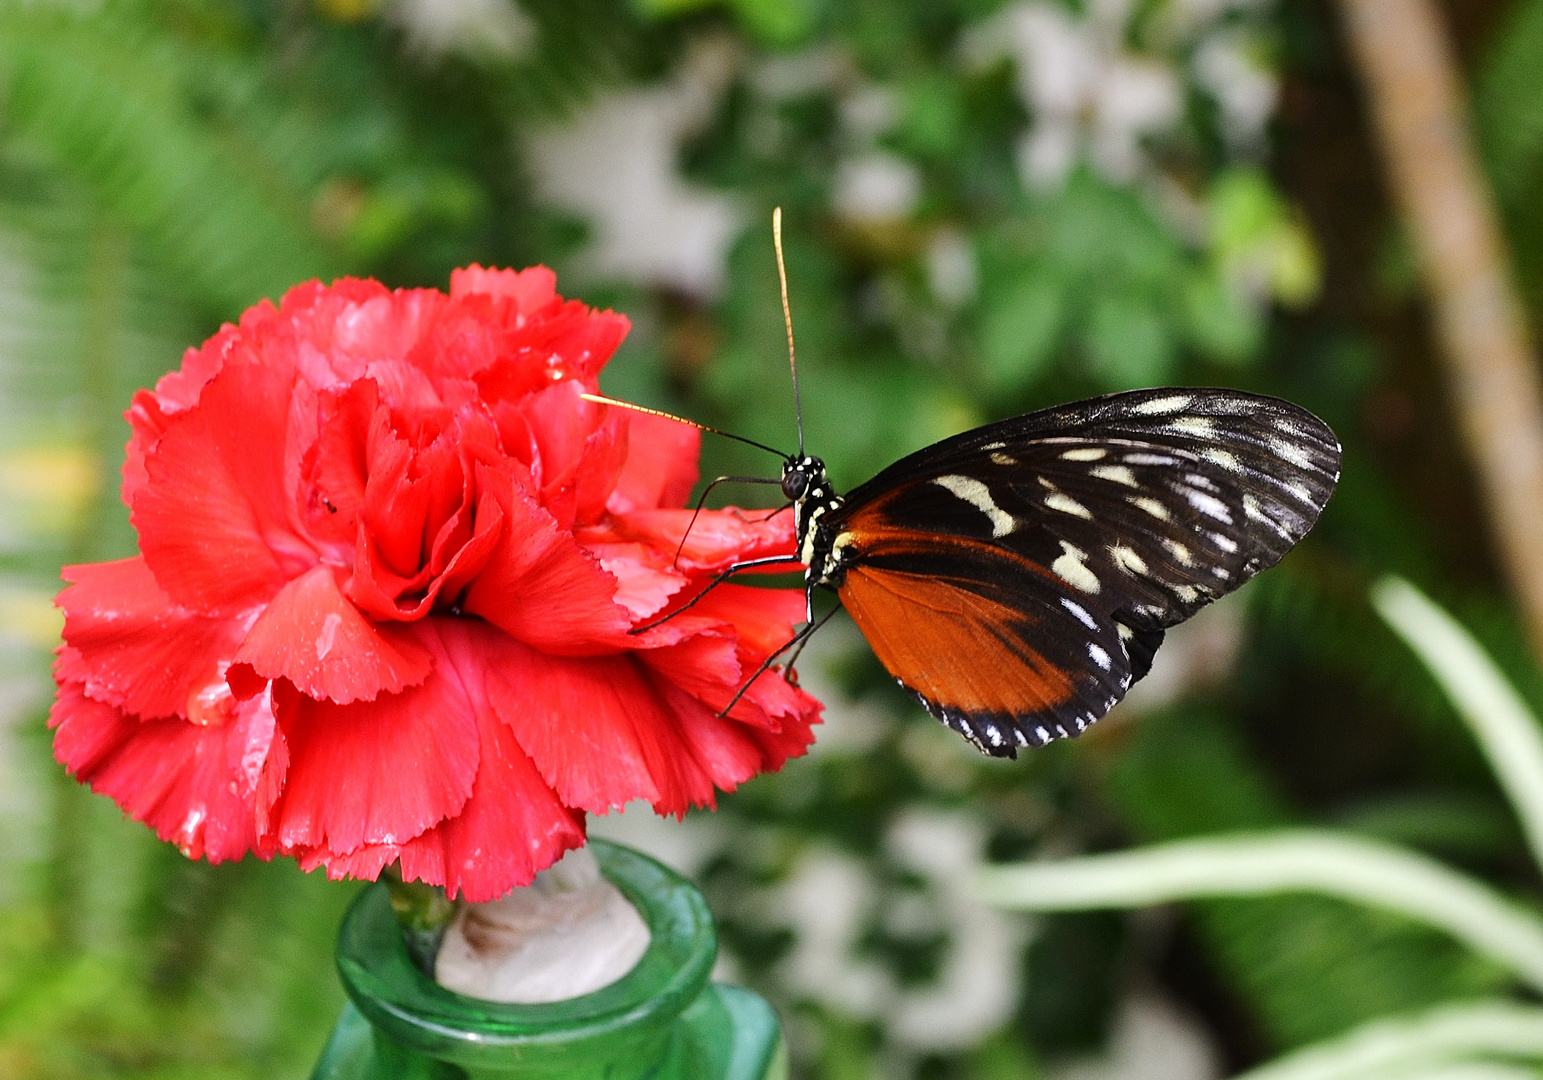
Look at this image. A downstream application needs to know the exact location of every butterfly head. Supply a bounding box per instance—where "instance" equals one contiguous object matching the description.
[781,455,827,503]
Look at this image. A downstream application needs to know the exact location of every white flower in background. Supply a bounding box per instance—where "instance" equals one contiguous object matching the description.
[528,39,743,299]
[967,0,1183,187]
[885,811,1030,1051]
[746,48,922,226]
[829,80,923,224]
[764,815,1028,1053]
[749,43,851,100]
[1192,31,1278,153]
[385,0,536,60]
[927,227,979,308]
[840,81,900,141]
[832,151,922,224]
[1053,994,1221,1080]
[773,847,892,1018]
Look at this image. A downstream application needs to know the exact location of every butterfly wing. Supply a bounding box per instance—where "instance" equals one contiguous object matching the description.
[823,388,1339,756]
[836,532,1162,754]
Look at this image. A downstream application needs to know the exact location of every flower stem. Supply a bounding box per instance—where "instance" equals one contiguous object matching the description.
[382,865,460,975]
[1372,575,1543,873]
[972,830,1543,992]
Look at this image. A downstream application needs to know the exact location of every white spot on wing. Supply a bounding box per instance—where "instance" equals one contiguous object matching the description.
[1270,436,1315,469]
[1185,488,1233,523]
[1109,544,1148,576]
[1045,492,1092,519]
[1133,394,1192,415]
[1163,539,1193,566]
[991,452,1016,466]
[1125,453,1176,466]
[1169,416,1215,438]
[1090,465,1138,486]
[1061,447,1107,462]
[1284,481,1317,505]
[1242,493,1290,538]
[1131,496,1169,520]
[933,474,1016,537]
[1052,541,1101,594]
[1203,448,1241,471]
[1088,642,1112,670]
[1061,597,1099,631]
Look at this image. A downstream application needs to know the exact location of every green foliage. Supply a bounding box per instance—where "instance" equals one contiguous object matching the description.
[1107,709,1511,1050]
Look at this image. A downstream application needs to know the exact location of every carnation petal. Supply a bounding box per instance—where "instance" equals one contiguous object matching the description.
[607,412,702,514]
[674,582,807,661]
[648,677,767,800]
[233,565,432,704]
[50,681,280,863]
[461,471,633,654]
[274,621,479,855]
[486,643,666,813]
[601,507,799,574]
[588,542,687,620]
[450,265,558,313]
[54,557,247,720]
[486,635,739,816]
[401,620,587,901]
[134,356,312,615]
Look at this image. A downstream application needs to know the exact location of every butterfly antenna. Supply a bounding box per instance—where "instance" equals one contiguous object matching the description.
[773,207,804,458]
[580,394,788,461]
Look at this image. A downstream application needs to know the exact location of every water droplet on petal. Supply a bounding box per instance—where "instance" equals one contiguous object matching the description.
[188,677,236,727]
[178,805,206,857]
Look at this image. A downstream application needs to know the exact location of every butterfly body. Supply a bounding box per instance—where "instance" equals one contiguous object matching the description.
[777,387,1340,758]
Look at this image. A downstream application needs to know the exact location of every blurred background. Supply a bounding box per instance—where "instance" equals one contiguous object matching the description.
[5,0,1543,1076]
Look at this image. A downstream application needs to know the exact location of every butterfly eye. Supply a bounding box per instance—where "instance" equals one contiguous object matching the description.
[782,470,810,500]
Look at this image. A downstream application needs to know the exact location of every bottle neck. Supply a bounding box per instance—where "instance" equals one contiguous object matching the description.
[332,841,717,1080]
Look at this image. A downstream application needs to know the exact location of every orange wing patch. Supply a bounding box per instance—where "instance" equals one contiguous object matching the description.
[839,565,1076,723]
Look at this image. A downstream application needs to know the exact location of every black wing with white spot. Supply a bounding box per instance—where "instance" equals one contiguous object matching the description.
[820,388,1340,756]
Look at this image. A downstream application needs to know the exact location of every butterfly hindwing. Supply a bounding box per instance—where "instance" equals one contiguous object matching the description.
[821,388,1339,755]
[835,534,1135,755]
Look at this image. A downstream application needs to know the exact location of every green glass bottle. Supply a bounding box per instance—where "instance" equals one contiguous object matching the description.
[310,840,786,1080]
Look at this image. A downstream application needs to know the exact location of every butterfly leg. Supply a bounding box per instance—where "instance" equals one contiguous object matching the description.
[732,502,793,524]
[717,605,840,718]
[629,553,801,634]
[672,476,784,569]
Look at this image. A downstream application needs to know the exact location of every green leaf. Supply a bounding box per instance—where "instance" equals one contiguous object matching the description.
[978,269,1064,392]
[1107,711,1512,1051]
[1183,272,1263,366]
[1083,292,1175,389]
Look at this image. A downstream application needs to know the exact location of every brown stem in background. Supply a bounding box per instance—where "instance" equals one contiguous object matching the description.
[1337,0,1543,655]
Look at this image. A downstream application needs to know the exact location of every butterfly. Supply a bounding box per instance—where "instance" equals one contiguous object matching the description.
[588,216,1340,758]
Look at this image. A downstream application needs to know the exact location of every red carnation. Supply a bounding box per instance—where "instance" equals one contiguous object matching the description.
[50,267,822,902]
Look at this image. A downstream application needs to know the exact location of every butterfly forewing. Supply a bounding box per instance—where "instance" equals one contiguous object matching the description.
[823,388,1340,756]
